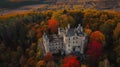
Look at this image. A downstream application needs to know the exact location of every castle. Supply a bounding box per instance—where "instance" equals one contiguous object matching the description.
[40,24,88,55]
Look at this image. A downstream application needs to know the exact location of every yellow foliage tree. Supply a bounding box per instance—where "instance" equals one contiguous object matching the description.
[60,14,75,28]
[113,23,120,40]
[85,29,92,36]
[84,24,92,36]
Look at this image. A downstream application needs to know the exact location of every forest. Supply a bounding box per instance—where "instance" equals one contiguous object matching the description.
[0,9,120,67]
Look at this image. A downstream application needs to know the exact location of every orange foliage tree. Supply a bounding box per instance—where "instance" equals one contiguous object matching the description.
[36,60,45,67]
[25,57,35,67]
[63,55,80,67]
[84,24,92,36]
[43,52,54,62]
[36,27,42,38]
[90,31,105,44]
[48,19,59,34]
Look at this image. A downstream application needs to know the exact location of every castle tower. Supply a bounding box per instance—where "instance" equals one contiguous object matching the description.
[68,24,70,29]
[81,26,83,32]
[76,24,81,34]
[58,28,61,36]
[58,27,65,37]
[43,33,50,53]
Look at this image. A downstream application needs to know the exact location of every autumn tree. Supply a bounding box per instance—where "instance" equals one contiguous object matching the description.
[83,10,101,30]
[99,19,116,36]
[48,19,59,34]
[36,60,45,67]
[51,10,63,21]
[63,55,80,67]
[40,21,48,34]
[113,23,120,40]
[60,14,75,28]
[90,31,105,45]
[19,54,27,67]
[36,38,43,61]
[43,52,54,62]
[86,40,103,67]
[84,24,92,36]
[99,19,116,48]
[25,57,35,67]
[86,40,103,60]
[36,27,43,38]
[114,44,120,66]
[113,23,120,66]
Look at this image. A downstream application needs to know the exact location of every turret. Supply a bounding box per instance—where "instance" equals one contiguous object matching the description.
[43,32,48,40]
[58,27,65,37]
[43,32,49,53]
[76,24,82,34]
[77,24,81,29]
[58,28,61,36]
[81,26,83,32]
[68,24,70,29]
[65,27,68,33]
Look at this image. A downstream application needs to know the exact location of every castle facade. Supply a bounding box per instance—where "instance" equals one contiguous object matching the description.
[41,24,88,55]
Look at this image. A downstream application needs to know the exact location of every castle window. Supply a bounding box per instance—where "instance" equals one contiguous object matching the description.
[61,43,63,45]
[68,44,70,47]
[76,41,77,43]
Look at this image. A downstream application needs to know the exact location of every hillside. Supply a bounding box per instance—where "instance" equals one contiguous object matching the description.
[0,0,120,9]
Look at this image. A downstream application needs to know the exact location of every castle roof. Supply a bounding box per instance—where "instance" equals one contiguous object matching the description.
[66,28,75,36]
[64,24,84,37]
[48,34,63,43]
[65,28,84,37]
